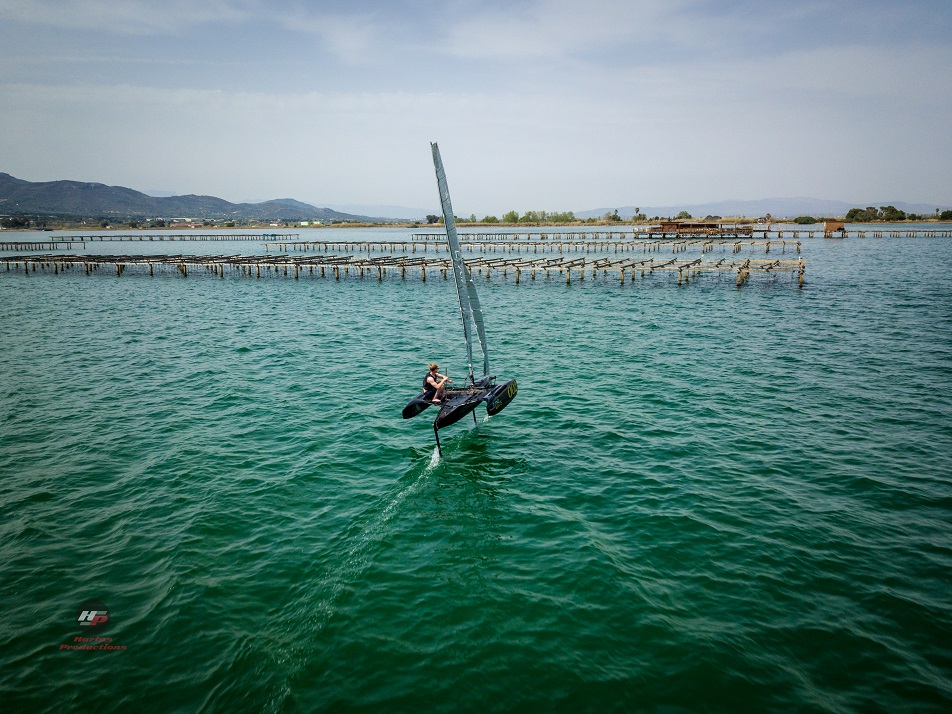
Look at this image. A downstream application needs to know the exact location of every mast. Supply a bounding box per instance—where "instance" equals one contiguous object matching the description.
[430,142,490,382]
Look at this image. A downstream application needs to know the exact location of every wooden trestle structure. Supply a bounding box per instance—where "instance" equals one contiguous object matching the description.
[413,228,952,239]
[31,233,297,242]
[1,233,296,251]
[5,250,805,287]
[0,239,86,251]
[263,238,801,255]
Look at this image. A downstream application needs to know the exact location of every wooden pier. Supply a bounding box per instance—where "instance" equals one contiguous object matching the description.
[31,232,298,242]
[412,231,636,241]
[414,227,952,240]
[0,239,86,251]
[4,253,806,288]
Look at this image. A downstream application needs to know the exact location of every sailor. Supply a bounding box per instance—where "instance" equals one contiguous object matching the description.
[423,363,451,404]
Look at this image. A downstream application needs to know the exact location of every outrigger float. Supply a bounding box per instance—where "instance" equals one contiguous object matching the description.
[402,143,517,455]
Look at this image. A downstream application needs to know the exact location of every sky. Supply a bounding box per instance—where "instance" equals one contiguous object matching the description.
[1,0,950,216]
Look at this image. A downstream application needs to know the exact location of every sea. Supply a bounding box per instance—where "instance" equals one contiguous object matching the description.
[1,226,950,713]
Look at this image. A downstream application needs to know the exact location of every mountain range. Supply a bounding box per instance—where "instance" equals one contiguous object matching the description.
[0,173,375,222]
[2,172,947,223]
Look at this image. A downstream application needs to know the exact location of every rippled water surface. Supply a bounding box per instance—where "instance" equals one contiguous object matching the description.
[2,231,951,712]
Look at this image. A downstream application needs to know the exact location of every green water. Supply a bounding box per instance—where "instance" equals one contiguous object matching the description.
[1,232,951,712]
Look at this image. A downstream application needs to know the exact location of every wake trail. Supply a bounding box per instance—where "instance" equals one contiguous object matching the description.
[303,453,436,637]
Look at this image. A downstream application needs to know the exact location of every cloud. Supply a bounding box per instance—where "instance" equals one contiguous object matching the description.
[270,9,385,64]
[437,0,693,62]
[1,0,949,209]
[0,1,409,65]
[767,44,952,103]
[0,0,249,34]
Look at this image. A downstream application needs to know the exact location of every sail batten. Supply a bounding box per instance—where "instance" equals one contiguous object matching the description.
[431,142,490,382]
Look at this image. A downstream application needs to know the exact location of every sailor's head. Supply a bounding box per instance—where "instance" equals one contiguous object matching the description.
[429,363,439,372]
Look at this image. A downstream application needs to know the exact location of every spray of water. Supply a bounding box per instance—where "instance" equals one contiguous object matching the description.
[426,445,441,470]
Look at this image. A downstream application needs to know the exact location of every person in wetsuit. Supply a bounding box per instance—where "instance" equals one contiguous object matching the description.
[422,363,451,403]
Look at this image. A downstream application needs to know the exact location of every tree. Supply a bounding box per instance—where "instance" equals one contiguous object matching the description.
[794,216,816,224]
[940,210,952,220]
[845,206,907,222]
[481,215,499,223]
[426,214,440,224]
[879,205,906,221]
[503,210,519,223]
[1,216,31,228]
[676,210,692,220]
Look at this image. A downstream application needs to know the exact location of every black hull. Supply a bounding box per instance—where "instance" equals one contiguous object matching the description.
[402,395,433,420]
[485,379,518,416]
[402,378,517,431]
[434,393,482,429]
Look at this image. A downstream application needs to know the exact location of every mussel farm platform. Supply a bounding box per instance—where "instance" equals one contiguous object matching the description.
[47,232,296,241]
[264,238,802,255]
[5,249,805,287]
[0,233,296,252]
[0,239,87,251]
[413,228,952,239]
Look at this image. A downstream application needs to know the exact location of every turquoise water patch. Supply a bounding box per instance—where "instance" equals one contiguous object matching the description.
[1,233,951,712]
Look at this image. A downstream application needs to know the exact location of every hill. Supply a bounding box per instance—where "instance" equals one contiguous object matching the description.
[0,173,373,222]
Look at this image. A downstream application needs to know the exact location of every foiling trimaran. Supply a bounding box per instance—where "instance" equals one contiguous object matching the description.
[402,143,517,455]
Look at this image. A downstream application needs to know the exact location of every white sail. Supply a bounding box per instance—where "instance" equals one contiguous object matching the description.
[430,142,490,382]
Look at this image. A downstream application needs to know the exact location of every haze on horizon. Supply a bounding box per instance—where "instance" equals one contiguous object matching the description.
[1,0,950,217]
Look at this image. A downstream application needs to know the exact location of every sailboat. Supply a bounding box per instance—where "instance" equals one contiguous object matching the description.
[402,143,518,455]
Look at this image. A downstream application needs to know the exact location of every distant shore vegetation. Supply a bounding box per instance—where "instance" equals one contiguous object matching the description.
[425,207,656,226]
[427,209,585,225]
[842,205,952,222]
[417,204,951,228]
